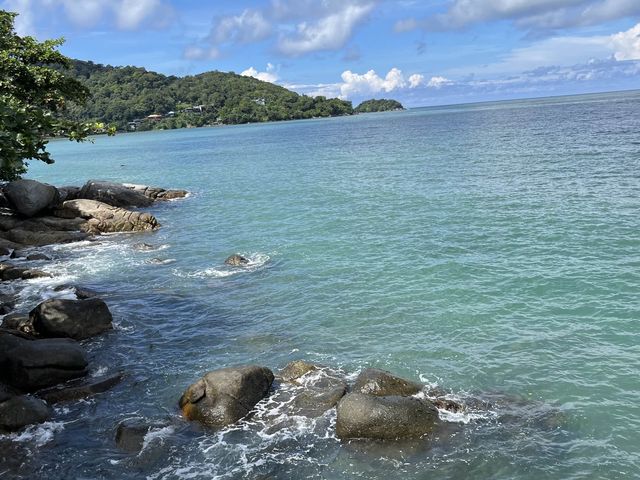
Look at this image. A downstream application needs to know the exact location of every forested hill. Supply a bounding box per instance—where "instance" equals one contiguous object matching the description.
[354,99,404,113]
[62,60,355,130]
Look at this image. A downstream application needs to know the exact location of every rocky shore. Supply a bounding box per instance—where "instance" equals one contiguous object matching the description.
[0,178,187,433]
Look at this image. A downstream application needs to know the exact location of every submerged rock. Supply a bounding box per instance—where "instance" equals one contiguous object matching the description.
[336,393,439,440]
[0,332,88,391]
[52,285,98,300]
[0,391,51,432]
[78,180,153,208]
[37,371,124,403]
[224,254,249,266]
[280,360,319,382]
[179,365,274,428]
[4,179,59,217]
[30,297,113,340]
[353,368,423,397]
[122,183,189,201]
[55,199,159,233]
[115,417,171,453]
[292,374,347,417]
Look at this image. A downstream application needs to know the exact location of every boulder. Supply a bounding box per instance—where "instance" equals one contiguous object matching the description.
[1,313,33,335]
[3,179,60,217]
[11,250,50,261]
[0,246,10,256]
[292,375,347,417]
[30,297,113,340]
[0,292,16,314]
[0,332,88,391]
[55,199,159,233]
[0,228,88,247]
[0,393,51,432]
[0,264,51,281]
[57,186,81,203]
[53,284,98,300]
[353,368,423,397]
[78,180,153,208]
[179,365,274,428]
[37,371,123,403]
[335,393,439,440]
[122,183,188,201]
[224,254,249,266]
[280,360,318,382]
[115,417,170,453]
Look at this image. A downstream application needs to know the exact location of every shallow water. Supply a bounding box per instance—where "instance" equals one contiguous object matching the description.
[2,90,639,479]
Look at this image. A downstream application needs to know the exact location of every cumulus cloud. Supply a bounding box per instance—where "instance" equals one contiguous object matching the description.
[277,2,375,56]
[210,9,271,45]
[426,76,453,88]
[397,0,640,32]
[241,63,279,83]
[611,22,640,60]
[409,73,425,88]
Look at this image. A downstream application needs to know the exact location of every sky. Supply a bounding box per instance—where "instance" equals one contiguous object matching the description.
[2,0,640,107]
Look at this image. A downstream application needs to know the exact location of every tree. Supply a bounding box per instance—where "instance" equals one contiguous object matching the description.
[0,10,111,181]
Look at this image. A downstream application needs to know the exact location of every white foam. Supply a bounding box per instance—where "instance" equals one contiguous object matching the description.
[173,253,271,279]
[140,425,175,453]
[1,421,65,447]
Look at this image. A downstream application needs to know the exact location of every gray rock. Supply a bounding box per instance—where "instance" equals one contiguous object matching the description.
[78,180,153,208]
[0,332,88,391]
[122,183,188,201]
[353,368,423,397]
[335,393,439,440]
[115,417,170,453]
[0,393,51,432]
[0,292,16,314]
[0,263,51,281]
[179,365,274,428]
[280,360,318,382]
[0,228,88,247]
[224,254,249,266]
[55,199,159,233]
[4,179,60,217]
[37,371,123,403]
[26,253,51,261]
[0,246,10,256]
[292,375,347,417]
[53,284,98,300]
[57,186,81,203]
[30,297,113,340]
[1,313,33,334]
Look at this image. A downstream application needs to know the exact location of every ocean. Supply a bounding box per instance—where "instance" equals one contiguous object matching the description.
[2,89,639,479]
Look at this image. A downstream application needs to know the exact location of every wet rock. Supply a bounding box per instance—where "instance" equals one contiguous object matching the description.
[1,314,33,335]
[78,180,153,208]
[292,375,347,417]
[115,417,171,453]
[280,360,318,382]
[224,254,249,266]
[0,246,10,256]
[146,258,175,265]
[122,183,189,201]
[0,292,16,314]
[0,228,89,247]
[55,199,159,233]
[179,365,274,428]
[0,264,52,281]
[353,368,423,397]
[37,371,124,403]
[30,297,113,340]
[0,332,88,391]
[3,179,59,217]
[11,250,51,261]
[336,393,439,440]
[432,398,464,413]
[57,186,81,203]
[53,285,98,300]
[26,253,51,261]
[0,393,51,432]
[132,242,156,251]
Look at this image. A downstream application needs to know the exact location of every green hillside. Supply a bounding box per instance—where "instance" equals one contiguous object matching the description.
[354,99,404,113]
[63,60,354,130]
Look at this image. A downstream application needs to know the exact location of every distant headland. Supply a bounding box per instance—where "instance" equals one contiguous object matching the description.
[63,60,404,132]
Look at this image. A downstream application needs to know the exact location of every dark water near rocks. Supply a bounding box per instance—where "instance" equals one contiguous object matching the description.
[2,90,639,479]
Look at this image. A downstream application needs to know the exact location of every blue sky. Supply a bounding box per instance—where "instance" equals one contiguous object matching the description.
[2,0,640,106]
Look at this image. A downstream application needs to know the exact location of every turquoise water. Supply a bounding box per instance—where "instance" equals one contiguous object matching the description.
[3,90,640,479]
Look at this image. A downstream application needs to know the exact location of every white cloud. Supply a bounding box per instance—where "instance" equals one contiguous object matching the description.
[426,76,453,88]
[397,0,640,31]
[611,22,640,60]
[116,0,171,30]
[241,63,279,83]
[278,2,375,56]
[2,0,35,35]
[409,73,425,88]
[183,45,220,60]
[211,9,271,45]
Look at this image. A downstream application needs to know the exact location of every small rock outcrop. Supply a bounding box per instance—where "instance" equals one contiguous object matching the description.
[353,368,423,397]
[3,179,59,217]
[179,365,274,428]
[0,332,88,391]
[0,388,51,432]
[224,254,249,266]
[78,180,153,208]
[280,360,318,382]
[123,183,188,201]
[0,263,51,281]
[336,393,439,440]
[55,199,159,233]
[30,297,113,340]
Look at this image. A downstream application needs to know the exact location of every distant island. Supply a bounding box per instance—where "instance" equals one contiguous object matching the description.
[354,99,405,113]
[62,60,403,132]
